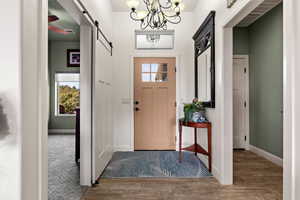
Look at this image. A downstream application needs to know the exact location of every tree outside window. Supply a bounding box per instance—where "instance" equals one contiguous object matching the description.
[55,73,80,116]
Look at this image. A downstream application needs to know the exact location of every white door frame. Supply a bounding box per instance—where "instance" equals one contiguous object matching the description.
[129,53,182,151]
[21,0,48,199]
[233,55,250,150]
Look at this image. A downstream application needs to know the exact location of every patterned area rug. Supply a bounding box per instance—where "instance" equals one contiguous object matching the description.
[48,135,86,200]
[101,151,212,178]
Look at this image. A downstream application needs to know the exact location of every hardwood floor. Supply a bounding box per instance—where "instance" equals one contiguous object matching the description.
[81,151,283,200]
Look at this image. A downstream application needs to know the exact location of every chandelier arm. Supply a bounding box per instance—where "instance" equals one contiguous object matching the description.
[140,19,149,30]
[140,11,151,30]
[145,1,152,12]
[148,13,155,29]
[163,11,180,18]
[165,15,181,24]
[163,23,167,30]
[130,12,141,21]
[158,12,163,28]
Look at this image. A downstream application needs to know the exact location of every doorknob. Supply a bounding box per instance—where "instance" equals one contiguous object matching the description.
[134,101,139,105]
[135,107,140,111]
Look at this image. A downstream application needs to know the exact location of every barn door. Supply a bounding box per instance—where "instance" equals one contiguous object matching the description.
[92,34,113,183]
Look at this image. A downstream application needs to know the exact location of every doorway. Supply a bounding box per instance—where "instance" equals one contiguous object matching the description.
[231,2,283,198]
[134,57,176,150]
[48,0,84,199]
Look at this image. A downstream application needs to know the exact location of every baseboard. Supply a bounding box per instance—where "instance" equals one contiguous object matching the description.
[114,145,133,152]
[48,129,75,134]
[249,145,283,167]
[196,154,220,181]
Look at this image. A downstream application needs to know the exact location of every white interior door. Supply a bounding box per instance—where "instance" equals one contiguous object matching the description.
[233,56,249,149]
[92,34,113,183]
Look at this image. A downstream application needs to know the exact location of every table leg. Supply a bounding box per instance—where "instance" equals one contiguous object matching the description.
[179,123,182,162]
[208,126,212,172]
[194,128,197,156]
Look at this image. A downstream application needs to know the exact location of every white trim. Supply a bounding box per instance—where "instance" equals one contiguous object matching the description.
[283,1,300,199]
[233,55,250,150]
[79,24,93,187]
[21,0,48,199]
[129,53,182,151]
[48,129,76,134]
[249,145,283,167]
[114,145,132,152]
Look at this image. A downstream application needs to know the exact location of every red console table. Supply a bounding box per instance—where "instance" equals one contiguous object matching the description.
[179,119,212,172]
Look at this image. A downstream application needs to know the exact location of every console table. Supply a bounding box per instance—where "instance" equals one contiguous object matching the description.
[179,119,212,172]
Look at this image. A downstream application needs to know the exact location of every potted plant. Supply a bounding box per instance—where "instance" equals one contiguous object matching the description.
[183,98,206,122]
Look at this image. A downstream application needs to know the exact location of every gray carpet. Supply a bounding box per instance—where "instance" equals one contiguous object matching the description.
[48,135,85,200]
[101,151,212,178]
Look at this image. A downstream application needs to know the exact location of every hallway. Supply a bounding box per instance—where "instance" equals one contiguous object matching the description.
[81,151,282,200]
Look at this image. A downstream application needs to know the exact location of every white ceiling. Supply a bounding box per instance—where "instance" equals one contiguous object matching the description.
[111,0,199,12]
[237,0,282,27]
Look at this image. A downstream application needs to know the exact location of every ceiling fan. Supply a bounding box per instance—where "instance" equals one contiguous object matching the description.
[48,15,73,35]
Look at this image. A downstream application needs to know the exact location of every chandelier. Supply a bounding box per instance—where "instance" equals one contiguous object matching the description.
[126,0,184,30]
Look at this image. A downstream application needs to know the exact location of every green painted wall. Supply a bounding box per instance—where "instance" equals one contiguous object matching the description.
[233,27,249,55]
[48,41,80,130]
[233,3,283,158]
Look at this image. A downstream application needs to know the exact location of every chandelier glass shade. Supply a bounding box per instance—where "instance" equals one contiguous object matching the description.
[126,0,184,30]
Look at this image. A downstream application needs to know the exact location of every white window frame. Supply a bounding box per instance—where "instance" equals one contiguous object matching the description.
[54,72,80,117]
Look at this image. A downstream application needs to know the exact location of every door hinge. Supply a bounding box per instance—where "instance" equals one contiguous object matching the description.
[244,68,247,73]
[245,136,247,141]
[175,136,177,142]
[174,101,177,107]
[175,67,177,72]
[244,101,247,108]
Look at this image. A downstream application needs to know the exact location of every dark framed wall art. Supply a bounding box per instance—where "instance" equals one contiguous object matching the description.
[67,49,80,67]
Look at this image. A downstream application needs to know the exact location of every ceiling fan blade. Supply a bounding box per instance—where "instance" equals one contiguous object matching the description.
[48,25,70,35]
[48,15,59,23]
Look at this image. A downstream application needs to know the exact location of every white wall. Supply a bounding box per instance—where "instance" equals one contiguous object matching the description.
[112,12,196,152]
[0,1,21,199]
[283,1,300,199]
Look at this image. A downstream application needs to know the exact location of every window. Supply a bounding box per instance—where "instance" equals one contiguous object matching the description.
[141,63,168,82]
[55,73,80,116]
[135,30,175,50]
